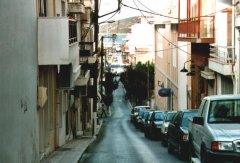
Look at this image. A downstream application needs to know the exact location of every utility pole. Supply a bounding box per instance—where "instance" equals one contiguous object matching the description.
[92,0,99,136]
[94,0,99,53]
[100,36,104,95]
[147,61,150,106]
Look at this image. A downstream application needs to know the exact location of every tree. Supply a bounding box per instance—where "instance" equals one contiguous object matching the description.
[120,62,154,105]
[102,72,118,107]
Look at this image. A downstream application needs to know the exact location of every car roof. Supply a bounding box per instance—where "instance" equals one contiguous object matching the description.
[134,106,150,108]
[166,111,177,114]
[154,110,164,113]
[177,109,198,113]
[203,94,240,101]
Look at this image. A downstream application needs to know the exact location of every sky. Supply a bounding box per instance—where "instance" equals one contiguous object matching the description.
[98,0,163,22]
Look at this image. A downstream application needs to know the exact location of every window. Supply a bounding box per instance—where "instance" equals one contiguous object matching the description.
[208,99,240,123]
[198,99,206,116]
[181,112,197,127]
[155,112,164,120]
[39,0,47,17]
[61,1,66,16]
[172,45,177,67]
[69,20,77,44]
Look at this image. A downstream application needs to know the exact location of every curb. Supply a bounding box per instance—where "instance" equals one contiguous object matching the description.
[77,120,104,163]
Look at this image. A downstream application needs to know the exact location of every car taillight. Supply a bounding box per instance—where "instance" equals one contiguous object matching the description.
[211,141,233,151]
[211,142,219,151]
[183,134,189,141]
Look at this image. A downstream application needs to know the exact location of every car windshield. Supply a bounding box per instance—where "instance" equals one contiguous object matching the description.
[143,112,149,119]
[181,112,197,127]
[208,99,240,123]
[147,112,153,120]
[154,112,164,121]
[165,112,176,122]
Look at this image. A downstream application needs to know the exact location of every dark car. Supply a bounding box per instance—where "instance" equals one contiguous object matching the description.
[161,111,177,146]
[135,108,147,128]
[167,109,198,160]
[139,109,155,131]
[130,106,150,125]
[144,111,154,138]
[145,111,165,139]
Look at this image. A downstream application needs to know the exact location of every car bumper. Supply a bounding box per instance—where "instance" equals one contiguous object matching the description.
[206,149,240,162]
[153,128,162,137]
[180,141,190,151]
[162,133,167,140]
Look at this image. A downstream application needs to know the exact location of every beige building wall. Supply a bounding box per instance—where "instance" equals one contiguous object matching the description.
[154,23,179,111]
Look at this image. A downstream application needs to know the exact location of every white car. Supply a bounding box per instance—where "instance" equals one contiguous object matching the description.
[161,111,177,146]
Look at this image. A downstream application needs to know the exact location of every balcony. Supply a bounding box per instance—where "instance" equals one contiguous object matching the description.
[178,16,215,43]
[75,70,90,86]
[208,44,234,76]
[68,2,85,14]
[38,17,69,65]
[236,15,240,29]
[79,49,91,63]
[84,0,94,9]
[201,67,215,80]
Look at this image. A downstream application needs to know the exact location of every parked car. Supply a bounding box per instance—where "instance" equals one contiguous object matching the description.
[167,109,198,160]
[161,111,177,146]
[146,111,165,139]
[144,111,154,138]
[130,106,150,124]
[189,95,240,163]
[139,109,155,131]
[135,108,147,128]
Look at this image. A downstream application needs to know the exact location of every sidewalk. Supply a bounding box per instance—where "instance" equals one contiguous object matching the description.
[40,119,103,163]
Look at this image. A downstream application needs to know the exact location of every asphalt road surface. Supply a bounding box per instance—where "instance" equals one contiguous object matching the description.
[79,82,188,163]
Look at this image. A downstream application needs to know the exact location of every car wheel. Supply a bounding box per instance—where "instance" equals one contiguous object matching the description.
[168,140,174,154]
[162,137,167,147]
[201,147,211,163]
[144,131,148,138]
[178,144,187,160]
[188,140,195,162]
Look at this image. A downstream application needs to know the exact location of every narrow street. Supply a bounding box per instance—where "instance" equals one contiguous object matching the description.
[79,82,187,163]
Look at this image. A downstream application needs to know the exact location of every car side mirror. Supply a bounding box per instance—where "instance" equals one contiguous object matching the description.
[193,117,204,125]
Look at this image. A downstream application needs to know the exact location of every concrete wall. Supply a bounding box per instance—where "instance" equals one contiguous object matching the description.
[177,42,189,109]
[0,0,39,162]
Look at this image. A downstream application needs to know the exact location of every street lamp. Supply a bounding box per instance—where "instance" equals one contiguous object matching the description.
[180,60,195,76]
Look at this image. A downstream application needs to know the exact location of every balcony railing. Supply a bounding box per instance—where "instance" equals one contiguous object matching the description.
[210,45,234,64]
[208,44,234,75]
[68,2,85,14]
[74,69,90,86]
[178,16,215,43]
[69,20,78,44]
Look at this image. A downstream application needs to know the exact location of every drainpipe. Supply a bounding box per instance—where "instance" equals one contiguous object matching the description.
[236,0,240,94]
[233,0,240,94]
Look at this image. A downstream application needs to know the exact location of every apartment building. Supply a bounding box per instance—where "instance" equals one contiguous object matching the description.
[178,0,238,109]
[0,0,97,162]
[126,17,155,65]
[38,0,98,159]
[154,0,189,111]
[154,0,240,111]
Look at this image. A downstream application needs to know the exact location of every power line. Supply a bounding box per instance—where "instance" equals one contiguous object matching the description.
[121,1,230,20]
[135,0,159,15]
[131,0,191,55]
[121,2,178,19]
